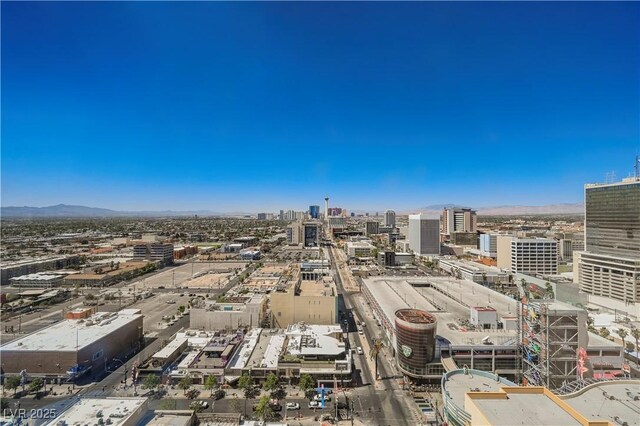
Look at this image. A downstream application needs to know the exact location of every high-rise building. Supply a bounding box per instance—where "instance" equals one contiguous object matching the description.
[578,178,640,316]
[257,213,267,220]
[496,235,514,270]
[365,221,379,236]
[408,214,440,255]
[510,238,558,276]
[384,209,396,228]
[440,208,477,239]
[479,233,498,258]
[309,205,320,219]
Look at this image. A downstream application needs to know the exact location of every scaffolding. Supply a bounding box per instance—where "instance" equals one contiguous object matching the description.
[520,298,585,389]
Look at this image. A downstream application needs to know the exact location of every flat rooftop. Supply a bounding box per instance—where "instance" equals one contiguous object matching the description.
[299,279,335,297]
[471,391,581,426]
[443,369,516,412]
[2,309,142,352]
[44,398,147,426]
[562,381,640,426]
[363,277,518,346]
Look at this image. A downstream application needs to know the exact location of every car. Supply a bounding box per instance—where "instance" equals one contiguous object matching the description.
[308,401,322,409]
[356,347,364,355]
[286,402,300,410]
[213,389,225,400]
[314,394,331,402]
[166,300,176,304]
[358,329,364,335]
[158,286,165,289]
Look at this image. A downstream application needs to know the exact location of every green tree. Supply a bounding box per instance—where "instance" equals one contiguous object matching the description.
[28,378,44,394]
[238,372,256,416]
[204,375,218,397]
[254,394,274,420]
[630,327,640,366]
[178,376,192,395]
[85,293,96,301]
[4,376,21,396]
[142,375,160,391]
[263,373,279,392]
[177,305,186,314]
[298,373,315,395]
[599,327,610,338]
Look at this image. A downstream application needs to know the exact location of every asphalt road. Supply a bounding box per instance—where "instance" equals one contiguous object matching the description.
[4,261,257,415]
[328,246,416,426]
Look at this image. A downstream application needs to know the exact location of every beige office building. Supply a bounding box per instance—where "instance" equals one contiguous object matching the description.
[270,266,338,327]
[496,235,514,270]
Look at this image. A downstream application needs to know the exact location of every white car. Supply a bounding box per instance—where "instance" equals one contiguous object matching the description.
[286,402,300,410]
[308,401,325,409]
[356,347,364,355]
[314,394,331,402]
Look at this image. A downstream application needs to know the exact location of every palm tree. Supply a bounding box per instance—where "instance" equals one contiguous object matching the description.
[369,339,385,380]
[617,329,628,347]
[630,327,640,366]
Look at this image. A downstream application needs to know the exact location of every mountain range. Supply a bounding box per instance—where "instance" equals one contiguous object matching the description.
[1,203,584,218]
[405,203,584,216]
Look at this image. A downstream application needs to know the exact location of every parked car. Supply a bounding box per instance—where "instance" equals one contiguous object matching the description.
[314,394,331,402]
[356,347,364,355]
[286,402,300,410]
[308,401,322,409]
[213,389,225,400]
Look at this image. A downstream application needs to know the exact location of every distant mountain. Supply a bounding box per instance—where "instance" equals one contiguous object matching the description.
[0,204,248,218]
[402,203,583,216]
[476,203,584,215]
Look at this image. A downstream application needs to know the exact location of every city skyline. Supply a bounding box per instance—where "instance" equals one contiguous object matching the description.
[2,2,639,211]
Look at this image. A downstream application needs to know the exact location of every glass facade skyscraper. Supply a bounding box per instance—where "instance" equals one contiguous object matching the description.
[309,205,320,219]
[579,179,640,310]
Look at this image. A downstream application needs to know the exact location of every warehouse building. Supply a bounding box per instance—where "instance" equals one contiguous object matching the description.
[1,309,144,381]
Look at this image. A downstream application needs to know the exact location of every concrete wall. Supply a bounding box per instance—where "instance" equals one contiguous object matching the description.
[496,235,513,270]
[270,291,337,327]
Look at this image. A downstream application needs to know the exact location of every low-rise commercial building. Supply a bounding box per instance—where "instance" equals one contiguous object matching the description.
[133,242,174,264]
[1,309,144,381]
[240,249,261,261]
[1,255,81,285]
[344,241,375,259]
[9,272,64,288]
[43,397,149,426]
[190,295,267,330]
[226,323,352,387]
[438,258,510,286]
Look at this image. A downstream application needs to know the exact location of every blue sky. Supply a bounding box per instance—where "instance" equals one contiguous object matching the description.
[2,2,639,212]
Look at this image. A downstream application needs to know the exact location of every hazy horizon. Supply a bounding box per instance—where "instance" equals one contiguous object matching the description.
[2,2,639,211]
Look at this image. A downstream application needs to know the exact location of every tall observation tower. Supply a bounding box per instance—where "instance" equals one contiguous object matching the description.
[324,197,329,222]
